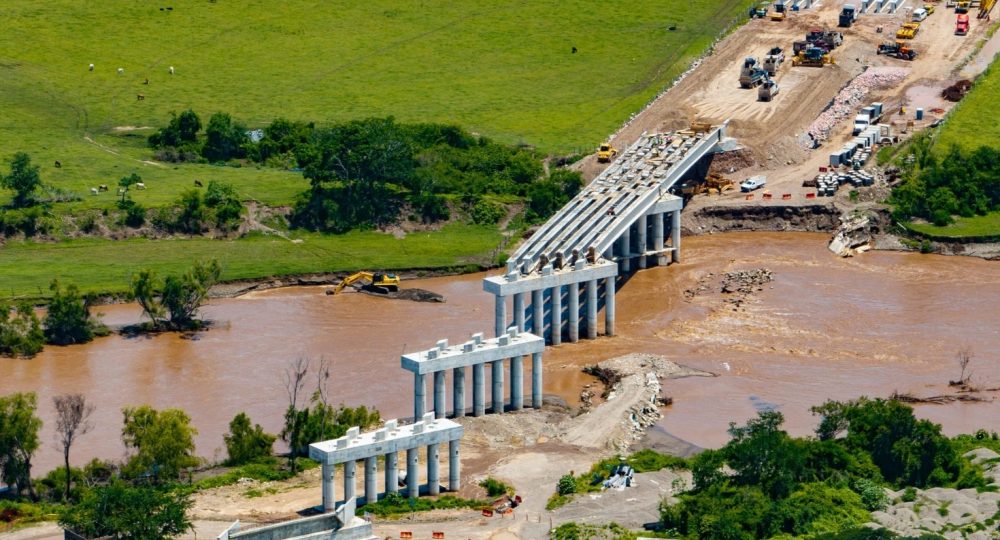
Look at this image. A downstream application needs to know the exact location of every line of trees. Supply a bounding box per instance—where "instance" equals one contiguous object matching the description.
[0,280,107,357]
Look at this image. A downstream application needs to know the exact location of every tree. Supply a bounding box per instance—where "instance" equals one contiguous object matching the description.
[53,394,94,500]
[121,405,199,481]
[202,112,249,162]
[0,302,44,356]
[1,152,42,208]
[59,479,193,539]
[723,409,804,498]
[117,173,141,205]
[953,347,973,385]
[173,188,208,233]
[149,109,202,149]
[129,260,221,329]
[281,357,310,473]
[130,269,166,326]
[44,279,102,345]
[0,392,43,499]
[204,180,244,230]
[223,412,276,465]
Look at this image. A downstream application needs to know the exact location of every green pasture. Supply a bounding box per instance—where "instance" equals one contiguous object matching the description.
[904,212,1000,239]
[934,61,1000,154]
[0,224,502,299]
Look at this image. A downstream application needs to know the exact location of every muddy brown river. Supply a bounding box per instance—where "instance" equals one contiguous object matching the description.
[4,232,998,473]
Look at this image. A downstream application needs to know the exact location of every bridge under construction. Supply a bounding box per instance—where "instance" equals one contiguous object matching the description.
[483,122,730,343]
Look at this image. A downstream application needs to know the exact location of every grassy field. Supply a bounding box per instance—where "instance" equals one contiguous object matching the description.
[934,60,1000,153]
[0,0,750,207]
[0,224,502,299]
[905,213,1000,239]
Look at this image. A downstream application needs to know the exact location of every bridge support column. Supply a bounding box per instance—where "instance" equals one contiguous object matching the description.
[568,282,580,342]
[414,373,426,419]
[550,286,562,345]
[671,209,682,264]
[494,295,506,338]
[427,443,440,496]
[637,214,648,269]
[472,363,485,416]
[448,439,461,491]
[344,460,356,502]
[532,352,543,408]
[510,355,523,410]
[586,279,598,339]
[605,277,616,336]
[492,359,504,413]
[385,452,398,495]
[322,463,335,512]
[532,289,544,337]
[513,293,525,333]
[433,371,446,419]
[652,212,665,265]
[620,227,631,273]
[364,456,377,504]
[453,367,465,418]
[406,448,419,499]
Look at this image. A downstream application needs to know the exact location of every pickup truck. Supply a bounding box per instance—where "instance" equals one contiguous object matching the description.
[740,176,767,192]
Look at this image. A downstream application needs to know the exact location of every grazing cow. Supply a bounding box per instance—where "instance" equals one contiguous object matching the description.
[168,66,175,75]
[143,78,149,85]
[194,179,203,187]
[54,160,61,168]
[91,187,98,195]
[135,183,146,190]
[117,188,126,195]
[98,184,109,192]
[571,46,577,53]
[88,63,95,71]
[137,94,145,101]
[117,67,124,74]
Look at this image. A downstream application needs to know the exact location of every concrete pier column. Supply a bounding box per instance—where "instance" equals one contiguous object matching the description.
[531,352,543,408]
[605,277,616,337]
[653,212,664,251]
[492,359,505,413]
[322,463,336,512]
[637,214,648,269]
[621,227,632,273]
[433,371,446,419]
[568,282,580,342]
[385,452,399,495]
[513,292,525,332]
[344,460,357,502]
[473,363,486,416]
[364,456,377,504]
[427,443,440,496]
[414,373,426,419]
[448,439,461,491]
[510,355,524,410]
[452,367,465,417]
[532,289,544,337]
[550,286,562,345]
[406,448,419,499]
[586,279,598,339]
[671,209,681,263]
[494,295,506,338]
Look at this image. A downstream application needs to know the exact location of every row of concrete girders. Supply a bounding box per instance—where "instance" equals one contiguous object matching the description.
[401,328,546,419]
[309,414,463,513]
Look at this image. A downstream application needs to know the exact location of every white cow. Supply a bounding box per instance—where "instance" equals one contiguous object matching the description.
[117,67,124,75]
[88,63,95,71]
[135,182,146,190]
[90,187,98,195]
[168,66,175,75]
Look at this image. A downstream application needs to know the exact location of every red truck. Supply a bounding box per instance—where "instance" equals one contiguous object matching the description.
[956,13,970,35]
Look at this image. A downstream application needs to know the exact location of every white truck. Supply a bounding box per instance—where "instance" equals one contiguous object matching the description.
[852,102,884,135]
[740,175,767,192]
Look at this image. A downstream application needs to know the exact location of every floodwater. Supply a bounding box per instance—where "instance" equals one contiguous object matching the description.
[3,232,999,473]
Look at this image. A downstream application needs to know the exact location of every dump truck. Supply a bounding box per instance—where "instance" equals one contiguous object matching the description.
[877,41,917,60]
[852,103,884,135]
[597,143,618,163]
[896,22,920,39]
[792,47,834,66]
[806,29,844,50]
[758,78,780,101]
[771,0,788,20]
[956,13,970,34]
[739,57,768,88]
[839,4,857,27]
[763,47,785,74]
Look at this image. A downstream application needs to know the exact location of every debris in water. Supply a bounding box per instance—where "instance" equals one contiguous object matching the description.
[359,287,445,303]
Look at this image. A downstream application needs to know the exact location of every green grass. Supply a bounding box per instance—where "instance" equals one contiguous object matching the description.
[0,223,502,299]
[0,0,751,206]
[904,212,1000,238]
[934,60,1000,154]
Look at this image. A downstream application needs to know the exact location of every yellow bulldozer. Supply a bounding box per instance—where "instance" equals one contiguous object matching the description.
[597,143,618,163]
[896,22,920,39]
[331,271,401,294]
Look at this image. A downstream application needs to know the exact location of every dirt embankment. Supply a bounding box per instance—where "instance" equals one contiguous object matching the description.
[684,202,842,235]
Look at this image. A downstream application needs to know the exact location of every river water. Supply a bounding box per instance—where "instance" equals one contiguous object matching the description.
[3,232,998,473]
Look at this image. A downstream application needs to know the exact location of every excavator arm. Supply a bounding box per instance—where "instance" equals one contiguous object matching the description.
[332,272,374,294]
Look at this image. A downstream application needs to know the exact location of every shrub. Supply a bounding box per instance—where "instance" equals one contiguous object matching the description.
[556,474,577,495]
[479,477,512,497]
[0,302,44,356]
[44,279,103,345]
[223,412,276,466]
[471,199,505,225]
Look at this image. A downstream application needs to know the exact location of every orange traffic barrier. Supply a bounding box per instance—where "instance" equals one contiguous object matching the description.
[745,194,754,200]
[782,193,792,200]
[432,532,445,539]
[482,508,494,517]
[400,532,413,539]
[819,166,828,172]
[763,193,773,200]
[806,192,816,199]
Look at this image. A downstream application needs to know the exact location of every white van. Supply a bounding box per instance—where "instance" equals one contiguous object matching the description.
[912,8,928,21]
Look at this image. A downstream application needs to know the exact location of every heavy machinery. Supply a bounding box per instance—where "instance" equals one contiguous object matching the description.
[739,57,768,88]
[956,13,970,34]
[839,4,857,27]
[876,41,917,59]
[758,78,780,101]
[763,47,785,74]
[331,271,400,294]
[806,28,844,50]
[896,22,920,39]
[749,2,771,17]
[680,174,735,196]
[596,143,618,163]
[771,0,788,20]
[792,47,834,66]
[980,0,997,19]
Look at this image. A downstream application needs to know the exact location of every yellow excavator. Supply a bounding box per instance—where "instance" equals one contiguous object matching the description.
[331,271,401,294]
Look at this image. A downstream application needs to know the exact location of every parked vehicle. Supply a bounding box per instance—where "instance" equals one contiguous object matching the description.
[740,176,767,192]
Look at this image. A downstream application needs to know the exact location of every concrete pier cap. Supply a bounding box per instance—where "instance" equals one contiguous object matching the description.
[308,415,462,466]
[400,330,544,375]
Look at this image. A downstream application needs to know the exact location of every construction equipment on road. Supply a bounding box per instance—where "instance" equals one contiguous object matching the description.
[596,143,618,163]
[491,494,522,514]
[792,47,834,66]
[806,28,844,50]
[758,77,780,101]
[877,41,918,60]
[853,102,884,135]
[956,13,970,33]
[979,0,996,19]
[680,174,735,196]
[763,47,785,74]
[771,0,788,19]
[602,464,635,489]
[749,2,771,17]
[331,271,401,294]
[839,4,858,26]
[895,22,921,39]
[739,57,768,88]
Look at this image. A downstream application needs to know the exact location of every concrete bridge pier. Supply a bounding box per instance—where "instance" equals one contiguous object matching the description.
[433,371,446,419]
[531,289,544,336]
[427,443,440,496]
[653,212,666,265]
[344,460,356,502]
[513,293,525,332]
[385,452,398,495]
[551,285,562,345]
[453,367,465,418]
[321,463,335,512]
[672,209,682,263]
[364,456,377,503]
[532,352,543,408]
[604,277,616,337]
[406,448,419,498]
[473,363,485,416]
[491,359,504,413]
[510,355,523,410]
[448,439,461,491]
[586,279,598,339]
[636,214,648,269]
[494,295,506,337]
[620,228,632,273]
[414,373,426,419]
[567,282,580,342]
